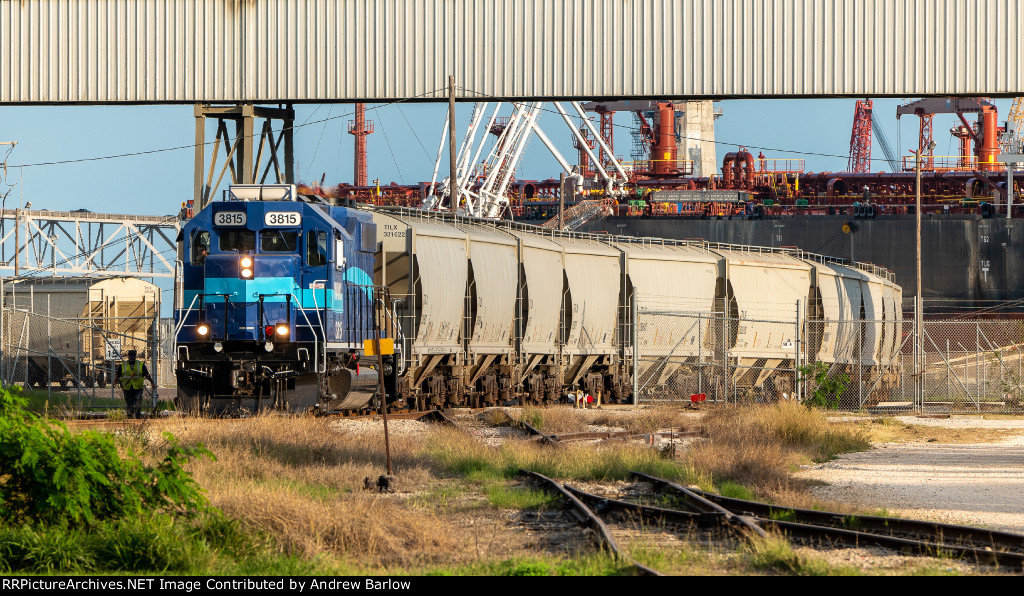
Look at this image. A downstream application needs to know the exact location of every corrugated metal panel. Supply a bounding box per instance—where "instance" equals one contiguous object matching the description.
[3,0,1021,104]
[461,223,517,353]
[550,237,619,356]
[506,230,562,355]
[811,261,865,364]
[619,243,718,357]
[715,249,809,360]
[618,243,719,387]
[860,271,887,364]
[370,213,467,351]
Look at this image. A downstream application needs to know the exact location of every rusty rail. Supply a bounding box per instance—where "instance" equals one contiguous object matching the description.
[520,470,663,576]
[633,471,1024,568]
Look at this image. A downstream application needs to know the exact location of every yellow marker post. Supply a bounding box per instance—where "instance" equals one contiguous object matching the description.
[363,338,394,356]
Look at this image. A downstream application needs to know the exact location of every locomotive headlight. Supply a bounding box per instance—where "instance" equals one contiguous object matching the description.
[240,256,253,268]
[241,268,253,278]
[275,325,289,337]
[197,324,209,336]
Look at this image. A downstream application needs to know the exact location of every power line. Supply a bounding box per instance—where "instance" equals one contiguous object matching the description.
[455,88,917,166]
[8,89,447,170]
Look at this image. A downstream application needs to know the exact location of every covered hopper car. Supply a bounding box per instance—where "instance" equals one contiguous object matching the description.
[2,277,160,388]
[173,185,902,413]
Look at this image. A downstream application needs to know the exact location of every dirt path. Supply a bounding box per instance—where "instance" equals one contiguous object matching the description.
[796,417,1024,534]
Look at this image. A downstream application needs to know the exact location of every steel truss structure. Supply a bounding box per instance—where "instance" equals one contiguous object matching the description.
[427,101,627,219]
[194,104,295,211]
[0,209,179,279]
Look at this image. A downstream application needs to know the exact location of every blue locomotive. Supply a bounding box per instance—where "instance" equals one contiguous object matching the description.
[174,185,390,413]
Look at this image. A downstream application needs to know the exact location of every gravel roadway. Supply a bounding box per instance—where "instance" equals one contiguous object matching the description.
[796,416,1024,534]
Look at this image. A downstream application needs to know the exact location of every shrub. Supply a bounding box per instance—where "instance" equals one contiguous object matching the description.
[797,362,848,410]
[0,387,214,527]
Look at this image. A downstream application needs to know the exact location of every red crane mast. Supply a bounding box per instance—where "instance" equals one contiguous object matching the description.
[848,99,873,173]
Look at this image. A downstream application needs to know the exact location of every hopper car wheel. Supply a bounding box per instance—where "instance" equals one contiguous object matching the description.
[59,379,69,391]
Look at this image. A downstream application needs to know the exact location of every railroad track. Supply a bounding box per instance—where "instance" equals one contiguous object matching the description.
[520,470,665,576]
[522,469,1024,573]
[630,471,1024,567]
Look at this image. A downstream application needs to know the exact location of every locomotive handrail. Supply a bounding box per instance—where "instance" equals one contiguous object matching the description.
[260,292,324,374]
[288,293,325,374]
[390,297,407,376]
[172,294,202,361]
[309,279,328,352]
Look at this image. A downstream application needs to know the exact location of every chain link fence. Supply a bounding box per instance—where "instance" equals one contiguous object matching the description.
[0,303,163,411]
[635,305,1024,414]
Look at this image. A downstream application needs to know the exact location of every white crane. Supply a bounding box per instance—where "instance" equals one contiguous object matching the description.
[427,101,628,220]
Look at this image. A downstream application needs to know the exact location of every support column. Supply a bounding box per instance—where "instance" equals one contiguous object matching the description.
[193,104,296,211]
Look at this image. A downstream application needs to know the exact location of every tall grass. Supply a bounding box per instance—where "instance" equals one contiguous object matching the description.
[422,426,711,488]
[512,405,692,436]
[158,413,453,565]
[685,401,870,497]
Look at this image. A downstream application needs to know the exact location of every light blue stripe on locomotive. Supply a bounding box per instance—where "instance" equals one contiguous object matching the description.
[184,278,338,310]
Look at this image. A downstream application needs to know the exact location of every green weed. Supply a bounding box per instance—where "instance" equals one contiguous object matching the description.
[717,481,755,501]
[745,534,859,576]
[484,484,558,510]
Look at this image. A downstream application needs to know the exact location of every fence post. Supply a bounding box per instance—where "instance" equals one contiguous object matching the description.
[76,319,83,411]
[858,322,864,409]
[151,308,160,412]
[697,316,703,397]
[722,310,729,404]
[917,296,925,413]
[794,300,801,403]
[976,321,981,410]
[47,295,52,402]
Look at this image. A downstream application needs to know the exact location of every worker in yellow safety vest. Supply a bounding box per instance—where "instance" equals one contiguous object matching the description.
[115,349,154,419]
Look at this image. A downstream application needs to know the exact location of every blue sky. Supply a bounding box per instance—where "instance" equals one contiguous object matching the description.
[2,97,1015,216]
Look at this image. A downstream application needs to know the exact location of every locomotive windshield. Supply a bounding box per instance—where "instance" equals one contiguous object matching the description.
[261,230,299,252]
[219,230,256,252]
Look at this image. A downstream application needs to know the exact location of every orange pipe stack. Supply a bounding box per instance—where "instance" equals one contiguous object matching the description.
[651,102,677,176]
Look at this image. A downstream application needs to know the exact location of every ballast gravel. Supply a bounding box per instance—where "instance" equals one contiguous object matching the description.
[796,416,1024,535]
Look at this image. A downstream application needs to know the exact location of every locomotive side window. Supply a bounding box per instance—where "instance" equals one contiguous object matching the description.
[261,230,299,252]
[219,230,256,252]
[191,231,210,266]
[307,230,328,266]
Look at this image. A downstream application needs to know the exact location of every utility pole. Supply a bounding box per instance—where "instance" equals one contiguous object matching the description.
[915,146,922,409]
[448,76,459,211]
[914,113,935,411]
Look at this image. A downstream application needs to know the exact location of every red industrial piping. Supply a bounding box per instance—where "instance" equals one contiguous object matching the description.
[651,102,678,176]
[979,106,1001,172]
[738,151,755,187]
[722,152,737,185]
